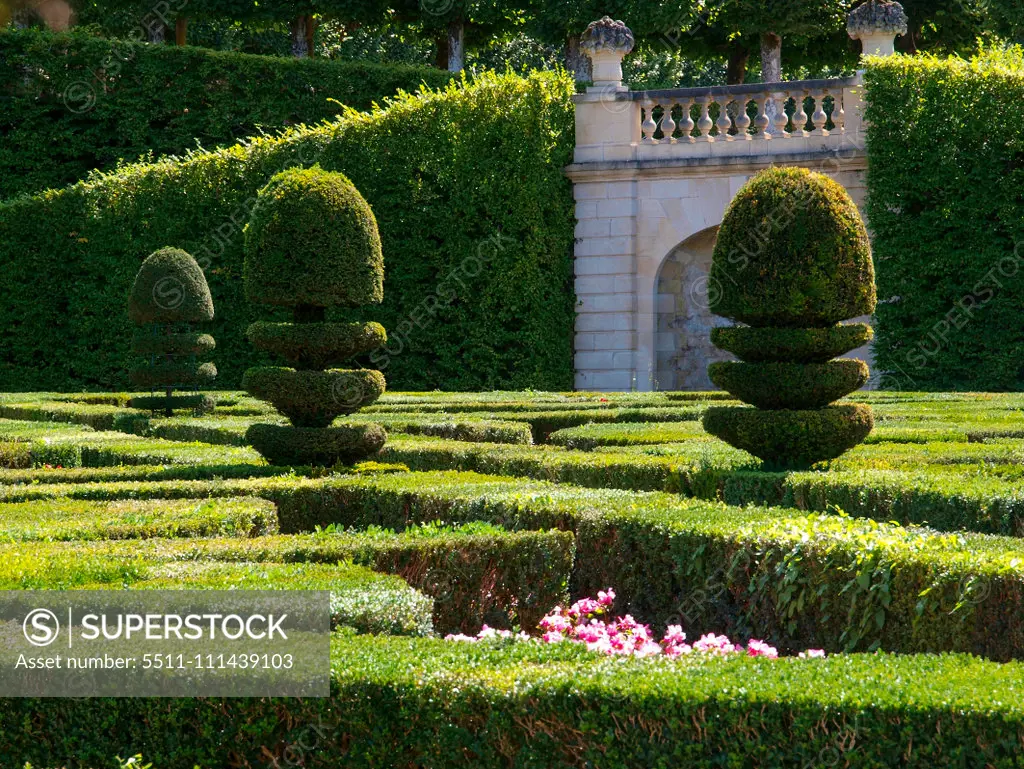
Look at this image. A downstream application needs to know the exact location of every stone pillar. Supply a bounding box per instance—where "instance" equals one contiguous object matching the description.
[573,18,640,391]
[847,1,908,58]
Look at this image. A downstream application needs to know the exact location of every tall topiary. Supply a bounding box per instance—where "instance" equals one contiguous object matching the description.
[701,168,876,469]
[242,166,387,466]
[127,247,217,416]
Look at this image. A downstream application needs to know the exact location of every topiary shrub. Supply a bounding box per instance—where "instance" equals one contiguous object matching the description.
[702,168,877,469]
[127,247,217,417]
[243,167,387,467]
[708,168,875,328]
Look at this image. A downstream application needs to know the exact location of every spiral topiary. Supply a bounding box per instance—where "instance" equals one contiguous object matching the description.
[702,168,876,469]
[242,166,387,467]
[127,247,216,416]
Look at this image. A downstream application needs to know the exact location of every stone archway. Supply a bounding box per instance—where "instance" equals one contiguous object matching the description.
[654,226,734,391]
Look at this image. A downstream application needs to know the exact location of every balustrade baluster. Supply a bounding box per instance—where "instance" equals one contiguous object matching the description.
[716,99,733,140]
[641,101,658,143]
[734,98,752,139]
[773,93,790,137]
[660,102,676,143]
[793,91,809,136]
[812,90,828,135]
[697,98,713,141]
[755,96,771,139]
[679,98,696,142]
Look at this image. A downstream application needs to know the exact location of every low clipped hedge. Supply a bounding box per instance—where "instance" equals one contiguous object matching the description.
[0,71,575,392]
[547,421,705,449]
[130,560,434,637]
[0,28,453,200]
[0,524,573,636]
[0,497,277,541]
[7,469,1021,657]
[4,635,1024,766]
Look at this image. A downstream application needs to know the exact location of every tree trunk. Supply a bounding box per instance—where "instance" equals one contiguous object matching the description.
[447,20,464,73]
[565,35,592,83]
[175,17,188,46]
[726,45,748,85]
[290,15,310,58]
[760,31,782,83]
[305,15,316,57]
[435,33,449,69]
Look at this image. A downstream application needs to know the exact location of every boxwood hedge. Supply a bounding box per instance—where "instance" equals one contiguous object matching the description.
[0,71,575,393]
[3,637,1024,767]
[0,28,452,200]
[865,49,1024,391]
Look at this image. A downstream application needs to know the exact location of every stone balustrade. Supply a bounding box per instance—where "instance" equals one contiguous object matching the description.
[574,76,864,164]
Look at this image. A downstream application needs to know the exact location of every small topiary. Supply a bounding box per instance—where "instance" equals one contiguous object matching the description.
[242,167,387,467]
[127,247,216,416]
[702,168,877,469]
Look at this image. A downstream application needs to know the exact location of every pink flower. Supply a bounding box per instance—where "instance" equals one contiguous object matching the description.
[693,633,738,655]
[745,639,778,659]
[799,649,826,658]
[597,589,615,606]
[542,630,566,644]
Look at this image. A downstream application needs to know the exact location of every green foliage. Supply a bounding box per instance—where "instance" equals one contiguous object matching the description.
[244,166,384,309]
[130,331,216,357]
[864,49,1024,390]
[247,321,386,369]
[132,560,434,637]
[127,248,214,325]
[709,167,875,328]
[702,405,874,469]
[5,637,1024,766]
[708,359,868,409]
[0,71,575,392]
[246,422,387,466]
[710,323,872,363]
[243,367,386,427]
[705,168,876,466]
[0,28,453,200]
[128,361,218,390]
[126,394,216,414]
[548,421,705,449]
[0,497,278,542]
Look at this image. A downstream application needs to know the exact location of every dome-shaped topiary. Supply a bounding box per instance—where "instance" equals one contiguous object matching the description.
[243,166,383,310]
[708,167,875,328]
[702,169,877,468]
[127,247,216,416]
[242,169,387,467]
[128,247,214,325]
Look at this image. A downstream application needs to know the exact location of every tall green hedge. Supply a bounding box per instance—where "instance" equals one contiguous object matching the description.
[0,28,453,200]
[0,70,576,392]
[865,49,1024,391]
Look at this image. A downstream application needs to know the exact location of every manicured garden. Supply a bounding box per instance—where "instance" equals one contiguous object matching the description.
[3,3,1024,765]
[1,385,1024,764]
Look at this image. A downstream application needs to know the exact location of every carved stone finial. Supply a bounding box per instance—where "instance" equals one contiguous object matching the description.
[847,0,908,38]
[581,16,634,56]
[847,0,907,57]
